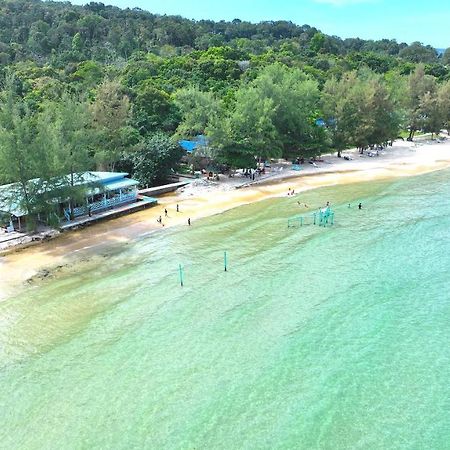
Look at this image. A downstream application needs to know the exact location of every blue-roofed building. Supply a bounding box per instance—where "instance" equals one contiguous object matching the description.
[63,172,140,221]
[0,172,142,231]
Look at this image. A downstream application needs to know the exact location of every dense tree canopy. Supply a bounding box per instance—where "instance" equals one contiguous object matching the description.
[0,0,449,229]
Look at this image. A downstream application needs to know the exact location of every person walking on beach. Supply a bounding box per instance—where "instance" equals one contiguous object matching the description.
[157,215,164,226]
[164,208,168,217]
[188,218,191,226]
[176,204,179,213]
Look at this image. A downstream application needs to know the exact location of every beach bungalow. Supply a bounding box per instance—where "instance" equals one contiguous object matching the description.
[0,172,142,231]
[60,172,140,221]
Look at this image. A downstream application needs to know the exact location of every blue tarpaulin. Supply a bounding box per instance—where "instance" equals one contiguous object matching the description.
[179,135,209,153]
[315,118,326,127]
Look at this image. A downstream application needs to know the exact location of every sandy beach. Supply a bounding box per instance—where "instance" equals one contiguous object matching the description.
[1,138,450,299]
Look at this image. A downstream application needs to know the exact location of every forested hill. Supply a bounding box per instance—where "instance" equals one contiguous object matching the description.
[0,0,448,70]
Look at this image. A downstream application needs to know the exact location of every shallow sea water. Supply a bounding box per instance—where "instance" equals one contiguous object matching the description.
[1,170,450,449]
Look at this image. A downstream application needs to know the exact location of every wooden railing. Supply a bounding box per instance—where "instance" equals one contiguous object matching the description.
[64,193,137,221]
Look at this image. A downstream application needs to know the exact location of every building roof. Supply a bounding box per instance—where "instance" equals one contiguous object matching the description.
[103,178,139,192]
[0,172,139,217]
[0,185,26,217]
[77,172,131,184]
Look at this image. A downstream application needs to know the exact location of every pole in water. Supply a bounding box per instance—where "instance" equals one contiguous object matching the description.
[224,251,228,272]
[179,264,184,287]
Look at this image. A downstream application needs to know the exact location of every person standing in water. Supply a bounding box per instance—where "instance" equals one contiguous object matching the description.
[188,218,191,226]
[358,203,362,210]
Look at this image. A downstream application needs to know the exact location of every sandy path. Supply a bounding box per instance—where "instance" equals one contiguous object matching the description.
[1,139,450,299]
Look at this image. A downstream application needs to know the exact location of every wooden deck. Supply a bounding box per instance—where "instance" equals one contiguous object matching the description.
[138,180,191,197]
[0,229,27,244]
[60,196,157,231]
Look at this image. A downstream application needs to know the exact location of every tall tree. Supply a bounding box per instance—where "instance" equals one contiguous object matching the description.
[399,42,438,64]
[39,93,94,219]
[322,75,353,157]
[406,64,436,140]
[322,72,372,155]
[366,75,401,146]
[132,80,178,135]
[130,133,184,187]
[91,80,132,171]
[438,81,450,134]
[251,63,328,159]
[420,91,442,138]
[208,85,279,168]
[442,48,450,66]
[0,76,46,226]
[174,86,222,138]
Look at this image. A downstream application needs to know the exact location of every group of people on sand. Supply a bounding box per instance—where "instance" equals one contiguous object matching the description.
[157,204,191,227]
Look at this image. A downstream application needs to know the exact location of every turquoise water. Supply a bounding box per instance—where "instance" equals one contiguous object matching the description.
[1,171,450,449]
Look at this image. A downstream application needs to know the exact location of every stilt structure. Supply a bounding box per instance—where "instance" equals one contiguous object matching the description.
[288,207,334,228]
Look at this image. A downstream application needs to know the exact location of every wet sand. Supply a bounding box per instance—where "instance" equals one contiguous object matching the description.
[1,140,450,299]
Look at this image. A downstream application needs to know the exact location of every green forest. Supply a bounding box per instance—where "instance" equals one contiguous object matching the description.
[1,0,450,225]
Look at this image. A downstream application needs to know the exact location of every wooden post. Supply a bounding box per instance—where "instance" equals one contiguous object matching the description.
[179,264,184,287]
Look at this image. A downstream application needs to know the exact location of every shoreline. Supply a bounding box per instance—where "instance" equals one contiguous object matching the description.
[2,138,450,299]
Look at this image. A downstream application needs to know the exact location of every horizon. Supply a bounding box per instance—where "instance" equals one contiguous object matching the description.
[63,0,448,49]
